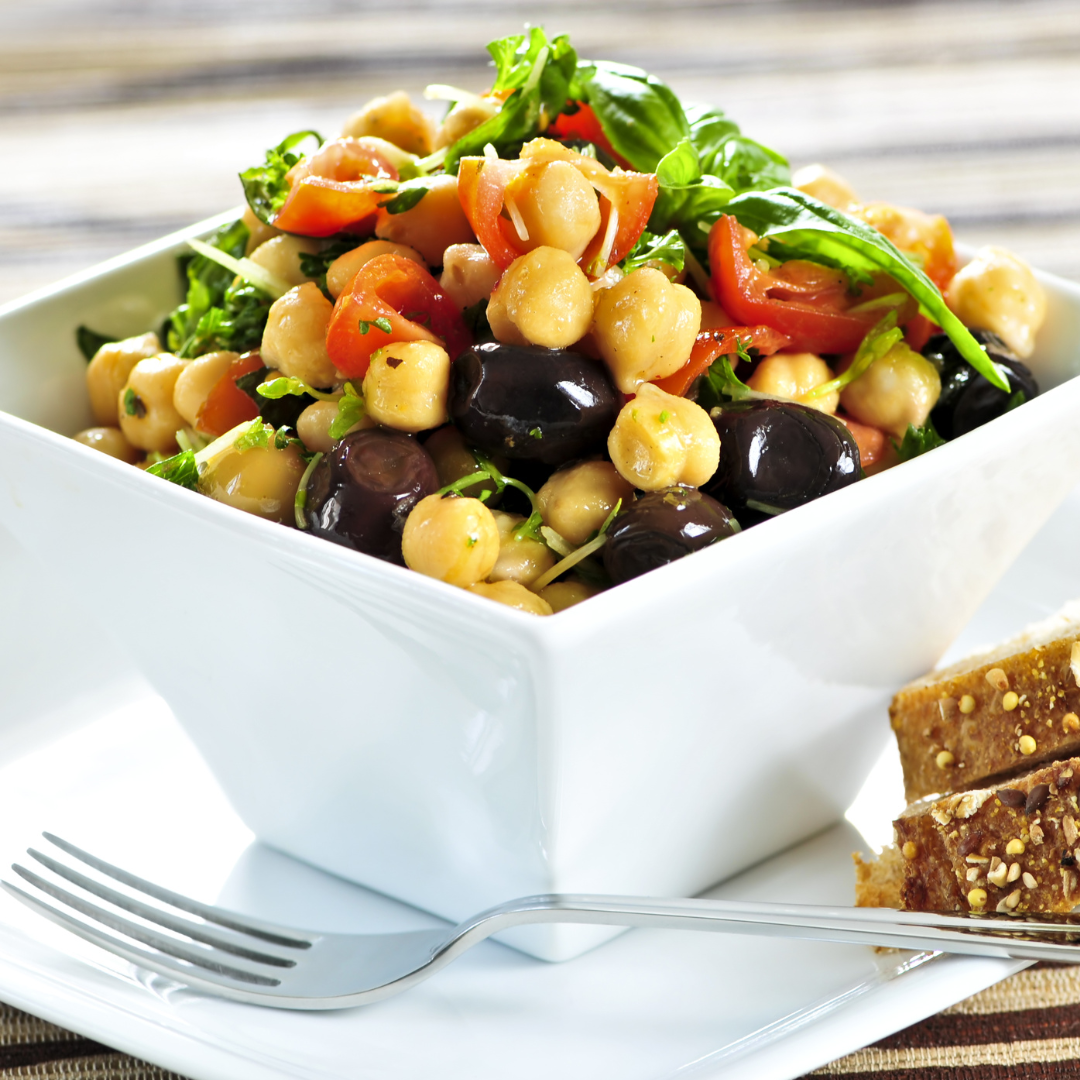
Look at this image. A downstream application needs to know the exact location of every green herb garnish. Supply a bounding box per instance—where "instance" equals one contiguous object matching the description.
[146,449,199,490]
[892,420,947,462]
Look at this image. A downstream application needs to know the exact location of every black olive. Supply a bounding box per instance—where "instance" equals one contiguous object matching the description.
[448,342,620,466]
[304,430,439,564]
[704,400,861,515]
[603,488,740,584]
[924,330,1038,439]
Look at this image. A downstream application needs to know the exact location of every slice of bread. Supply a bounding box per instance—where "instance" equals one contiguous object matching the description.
[866,756,1080,913]
[891,602,1080,802]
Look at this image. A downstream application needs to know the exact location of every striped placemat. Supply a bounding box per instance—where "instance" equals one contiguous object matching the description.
[805,965,1080,1078]
[0,1003,182,1077]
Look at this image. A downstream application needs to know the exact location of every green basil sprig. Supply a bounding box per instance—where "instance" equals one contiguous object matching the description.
[723,188,1009,390]
[573,61,689,171]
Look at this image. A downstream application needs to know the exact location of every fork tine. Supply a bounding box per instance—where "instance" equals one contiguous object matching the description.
[41,833,311,949]
[26,849,296,968]
[8,864,281,985]
[1,880,281,991]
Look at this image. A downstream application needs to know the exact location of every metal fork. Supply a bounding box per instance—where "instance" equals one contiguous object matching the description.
[5,832,1080,1010]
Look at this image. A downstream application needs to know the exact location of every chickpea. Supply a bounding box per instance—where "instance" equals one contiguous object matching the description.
[341,90,434,156]
[493,247,594,349]
[172,350,240,433]
[439,244,501,311]
[424,425,500,501]
[200,440,306,525]
[850,201,956,290]
[592,268,701,392]
[375,174,475,267]
[699,300,734,331]
[504,160,602,262]
[241,205,281,255]
[248,235,322,289]
[487,511,555,587]
[485,283,528,347]
[791,164,859,211]
[748,352,839,414]
[947,246,1047,359]
[296,398,372,454]
[117,353,189,453]
[363,340,450,433]
[261,283,338,388]
[402,494,500,586]
[86,331,161,426]
[608,383,720,491]
[839,341,941,438]
[537,461,634,546]
[467,580,553,615]
[435,97,500,150]
[538,578,599,613]
[72,426,140,464]
[326,240,425,299]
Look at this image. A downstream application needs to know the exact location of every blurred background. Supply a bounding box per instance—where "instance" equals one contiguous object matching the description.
[2,0,1078,305]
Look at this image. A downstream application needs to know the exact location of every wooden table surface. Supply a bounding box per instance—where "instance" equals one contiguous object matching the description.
[2,0,1079,308]
[2,2,1080,1077]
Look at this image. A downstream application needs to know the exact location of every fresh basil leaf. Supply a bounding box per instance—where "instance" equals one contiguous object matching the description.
[444,29,578,174]
[686,105,790,194]
[76,326,117,362]
[649,173,734,235]
[684,105,741,163]
[146,449,199,490]
[621,229,686,274]
[723,188,1009,390]
[655,138,701,187]
[239,130,323,227]
[892,419,946,462]
[576,61,689,172]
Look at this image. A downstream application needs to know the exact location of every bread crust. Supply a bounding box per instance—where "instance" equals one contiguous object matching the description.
[891,607,1080,801]
[894,757,1080,913]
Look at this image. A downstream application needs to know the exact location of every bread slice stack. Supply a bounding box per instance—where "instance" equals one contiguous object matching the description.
[857,602,1080,915]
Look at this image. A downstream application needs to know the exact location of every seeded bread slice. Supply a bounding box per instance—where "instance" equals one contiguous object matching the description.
[891,602,1080,802]
[891,756,1080,914]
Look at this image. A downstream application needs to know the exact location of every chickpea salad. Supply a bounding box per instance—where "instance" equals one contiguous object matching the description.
[74,28,1049,616]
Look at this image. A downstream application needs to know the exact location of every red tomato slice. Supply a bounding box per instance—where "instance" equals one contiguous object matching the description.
[326,254,472,380]
[196,352,263,437]
[838,414,890,470]
[274,138,398,237]
[456,138,658,273]
[709,216,881,355]
[457,156,524,270]
[651,326,791,398]
[903,313,936,352]
[548,103,632,170]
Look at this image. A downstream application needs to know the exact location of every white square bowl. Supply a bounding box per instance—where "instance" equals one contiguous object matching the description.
[2,213,1079,960]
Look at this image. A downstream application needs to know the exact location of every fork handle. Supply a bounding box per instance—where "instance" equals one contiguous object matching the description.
[443,893,1080,964]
